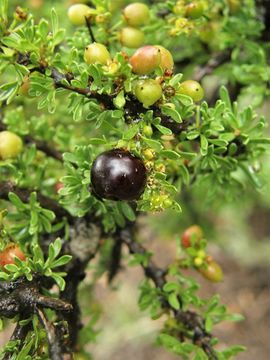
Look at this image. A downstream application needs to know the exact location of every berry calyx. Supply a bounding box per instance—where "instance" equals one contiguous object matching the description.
[68,4,94,25]
[178,80,204,102]
[118,27,145,48]
[134,79,163,107]
[199,260,224,282]
[154,45,174,71]
[0,244,26,268]
[181,225,203,248]
[123,2,150,27]
[0,131,23,160]
[130,45,161,75]
[84,43,111,65]
[143,148,155,160]
[91,149,147,201]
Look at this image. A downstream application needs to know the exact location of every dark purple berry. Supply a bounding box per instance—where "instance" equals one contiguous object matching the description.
[91,149,147,201]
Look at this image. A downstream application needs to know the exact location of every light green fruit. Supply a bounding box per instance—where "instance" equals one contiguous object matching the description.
[119,27,144,48]
[154,45,174,71]
[178,80,204,102]
[123,2,150,27]
[84,43,111,65]
[0,131,23,160]
[68,4,94,25]
[142,125,153,137]
[134,79,163,107]
[199,260,224,282]
[185,2,205,19]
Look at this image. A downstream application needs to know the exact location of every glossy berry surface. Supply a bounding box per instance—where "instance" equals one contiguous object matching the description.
[130,45,161,75]
[178,80,204,102]
[91,149,147,201]
[119,27,145,48]
[181,224,203,248]
[0,244,26,268]
[154,45,174,71]
[0,131,23,160]
[84,43,111,65]
[68,4,93,25]
[134,79,163,107]
[123,2,150,27]
[199,260,223,282]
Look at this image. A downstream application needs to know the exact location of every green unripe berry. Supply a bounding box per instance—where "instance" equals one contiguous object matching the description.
[173,1,185,15]
[130,45,161,75]
[154,45,174,71]
[142,125,153,137]
[119,27,144,48]
[178,80,204,102]
[84,43,111,65]
[197,250,206,259]
[68,4,94,25]
[194,257,203,267]
[134,79,163,108]
[199,260,223,282]
[163,197,173,208]
[0,131,23,160]
[123,2,150,27]
[185,2,205,19]
[228,0,241,14]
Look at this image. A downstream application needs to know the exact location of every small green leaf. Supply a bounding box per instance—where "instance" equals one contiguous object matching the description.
[118,202,136,221]
[168,293,180,310]
[113,90,126,109]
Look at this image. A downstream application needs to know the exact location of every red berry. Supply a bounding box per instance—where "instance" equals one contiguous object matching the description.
[130,45,161,75]
[55,182,64,193]
[91,149,147,201]
[0,244,26,268]
[181,225,203,248]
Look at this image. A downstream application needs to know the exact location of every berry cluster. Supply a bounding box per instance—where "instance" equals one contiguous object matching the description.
[119,2,150,49]
[181,225,223,282]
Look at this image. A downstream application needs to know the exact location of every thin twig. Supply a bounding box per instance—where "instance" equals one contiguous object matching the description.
[193,51,231,82]
[85,16,96,43]
[36,307,64,360]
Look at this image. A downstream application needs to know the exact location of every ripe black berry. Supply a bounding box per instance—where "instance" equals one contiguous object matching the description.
[91,149,147,201]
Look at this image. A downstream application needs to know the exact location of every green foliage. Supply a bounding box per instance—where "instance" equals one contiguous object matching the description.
[0,0,269,359]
